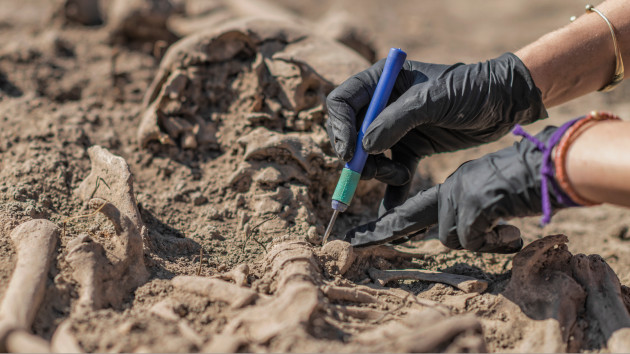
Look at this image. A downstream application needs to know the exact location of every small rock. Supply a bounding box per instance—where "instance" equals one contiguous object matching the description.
[149,300,179,321]
[307,226,321,245]
[320,240,356,275]
[609,224,630,240]
[235,194,246,208]
[254,198,283,216]
[62,0,103,26]
[237,210,250,231]
[206,207,222,221]
[203,225,224,241]
[192,193,208,206]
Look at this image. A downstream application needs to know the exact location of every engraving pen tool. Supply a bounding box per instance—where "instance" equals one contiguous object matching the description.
[323,47,407,243]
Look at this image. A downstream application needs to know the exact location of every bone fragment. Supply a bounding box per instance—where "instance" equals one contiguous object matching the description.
[149,300,180,321]
[138,19,368,149]
[322,285,378,304]
[202,334,245,353]
[320,240,355,275]
[353,308,485,352]
[67,199,148,311]
[172,276,258,308]
[76,145,145,241]
[571,254,630,352]
[499,234,586,352]
[368,268,488,293]
[210,0,376,62]
[221,282,320,343]
[355,245,421,260]
[0,220,58,329]
[51,319,83,353]
[4,330,51,353]
[608,328,630,353]
[214,263,249,287]
[331,305,387,321]
[206,241,321,347]
[69,146,148,311]
[107,0,178,45]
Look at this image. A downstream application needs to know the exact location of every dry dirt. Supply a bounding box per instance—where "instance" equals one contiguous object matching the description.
[2,0,630,352]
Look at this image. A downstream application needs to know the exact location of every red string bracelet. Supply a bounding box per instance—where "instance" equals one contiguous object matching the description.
[554,111,621,206]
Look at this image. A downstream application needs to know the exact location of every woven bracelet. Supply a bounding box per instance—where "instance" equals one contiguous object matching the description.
[554,111,621,206]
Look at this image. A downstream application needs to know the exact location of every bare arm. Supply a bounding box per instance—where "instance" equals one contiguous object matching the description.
[566,121,630,207]
[516,0,630,107]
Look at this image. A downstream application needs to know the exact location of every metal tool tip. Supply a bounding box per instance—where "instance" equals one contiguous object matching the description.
[322,210,339,244]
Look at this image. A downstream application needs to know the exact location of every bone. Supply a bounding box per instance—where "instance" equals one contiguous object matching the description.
[202,334,245,353]
[501,234,586,351]
[51,319,83,353]
[319,240,356,275]
[203,241,321,347]
[214,263,250,287]
[352,308,485,352]
[173,0,376,62]
[355,245,422,260]
[0,220,58,352]
[331,305,387,321]
[0,219,59,330]
[172,276,258,309]
[571,254,630,352]
[607,328,630,354]
[265,241,321,290]
[480,235,588,352]
[220,281,320,344]
[322,285,378,304]
[138,18,368,150]
[76,145,145,240]
[238,128,329,175]
[368,268,488,293]
[3,329,51,353]
[107,0,178,45]
[66,200,148,311]
[68,146,148,312]
[149,299,180,321]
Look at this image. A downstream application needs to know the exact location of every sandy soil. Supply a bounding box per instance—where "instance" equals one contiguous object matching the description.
[2,0,630,352]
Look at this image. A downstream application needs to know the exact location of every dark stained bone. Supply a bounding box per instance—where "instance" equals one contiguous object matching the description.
[368,268,489,293]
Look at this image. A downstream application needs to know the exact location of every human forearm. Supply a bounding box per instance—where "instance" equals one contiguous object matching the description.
[516,0,630,107]
[565,120,630,206]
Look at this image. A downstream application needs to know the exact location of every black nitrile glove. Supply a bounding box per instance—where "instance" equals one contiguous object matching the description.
[326,53,547,211]
[341,126,571,253]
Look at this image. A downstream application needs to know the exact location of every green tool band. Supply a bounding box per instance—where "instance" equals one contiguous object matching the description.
[332,168,361,205]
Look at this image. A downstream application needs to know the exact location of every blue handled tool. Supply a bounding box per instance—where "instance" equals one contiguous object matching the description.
[323,48,407,243]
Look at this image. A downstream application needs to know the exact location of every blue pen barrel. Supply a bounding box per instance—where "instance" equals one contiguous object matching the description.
[331,48,407,212]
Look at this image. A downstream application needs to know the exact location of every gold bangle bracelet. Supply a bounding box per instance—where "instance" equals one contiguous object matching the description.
[585,4,625,92]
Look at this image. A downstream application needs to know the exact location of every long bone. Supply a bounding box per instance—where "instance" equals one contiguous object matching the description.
[368,268,489,293]
[0,219,59,351]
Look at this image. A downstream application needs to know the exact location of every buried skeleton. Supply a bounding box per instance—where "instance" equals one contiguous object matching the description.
[2,1,630,352]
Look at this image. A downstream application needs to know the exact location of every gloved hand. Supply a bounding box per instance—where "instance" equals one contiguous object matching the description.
[341,126,573,253]
[326,53,547,210]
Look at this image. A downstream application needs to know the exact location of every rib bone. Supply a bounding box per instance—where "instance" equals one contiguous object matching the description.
[368,268,488,293]
[172,276,258,309]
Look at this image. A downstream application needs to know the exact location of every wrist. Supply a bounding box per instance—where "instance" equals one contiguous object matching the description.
[554,111,622,205]
[495,53,548,126]
[512,122,579,226]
